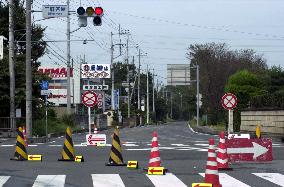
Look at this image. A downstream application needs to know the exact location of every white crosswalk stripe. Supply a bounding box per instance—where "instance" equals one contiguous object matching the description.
[0,176,10,187]
[32,175,66,187]
[199,173,251,187]
[253,173,284,187]
[0,173,283,186]
[91,174,125,187]
[146,173,187,187]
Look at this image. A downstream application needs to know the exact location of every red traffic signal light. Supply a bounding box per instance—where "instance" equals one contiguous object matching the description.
[94,7,103,16]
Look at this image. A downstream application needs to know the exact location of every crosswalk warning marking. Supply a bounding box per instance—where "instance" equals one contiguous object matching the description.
[91,174,125,187]
[200,173,251,187]
[32,175,66,187]
[146,173,187,187]
[0,176,10,186]
[253,173,284,187]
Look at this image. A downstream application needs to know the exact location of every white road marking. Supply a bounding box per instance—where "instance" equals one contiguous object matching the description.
[91,174,125,187]
[0,176,10,186]
[171,144,189,146]
[200,173,250,187]
[253,173,284,187]
[194,143,209,146]
[122,144,139,147]
[48,145,62,147]
[146,173,187,187]
[74,144,87,147]
[28,145,38,147]
[126,148,152,151]
[32,175,66,187]
[0,145,14,147]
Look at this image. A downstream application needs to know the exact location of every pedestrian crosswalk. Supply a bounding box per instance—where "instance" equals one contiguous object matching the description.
[0,172,283,187]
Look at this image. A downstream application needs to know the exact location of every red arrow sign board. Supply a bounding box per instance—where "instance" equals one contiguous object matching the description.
[86,134,106,146]
[226,138,273,162]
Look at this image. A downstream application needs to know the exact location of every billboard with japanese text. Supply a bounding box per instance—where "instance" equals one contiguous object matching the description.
[81,64,111,79]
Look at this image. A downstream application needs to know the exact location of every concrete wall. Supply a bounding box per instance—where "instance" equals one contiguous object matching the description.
[241,110,284,135]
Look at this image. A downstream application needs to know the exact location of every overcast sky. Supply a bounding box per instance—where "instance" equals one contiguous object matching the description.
[34,0,284,84]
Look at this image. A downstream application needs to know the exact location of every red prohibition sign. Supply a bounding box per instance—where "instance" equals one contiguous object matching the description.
[221,93,238,110]
[82,91,98,107]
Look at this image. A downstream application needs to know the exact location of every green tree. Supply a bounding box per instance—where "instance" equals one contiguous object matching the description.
[225,70,267,131]
[187,43,267,125]
[0,1,47,117]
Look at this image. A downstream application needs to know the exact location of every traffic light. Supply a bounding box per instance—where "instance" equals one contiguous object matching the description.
[76,6,104,27]
[93,7,103,26]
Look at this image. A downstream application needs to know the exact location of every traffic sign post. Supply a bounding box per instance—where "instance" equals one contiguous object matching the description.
[82,91,98,134]
[221,93,238,134]
[40,80,50,140]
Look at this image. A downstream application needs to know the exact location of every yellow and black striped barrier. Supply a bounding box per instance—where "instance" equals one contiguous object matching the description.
[10,127,28,161]
[58,126,76,161]
[106,127,126,166]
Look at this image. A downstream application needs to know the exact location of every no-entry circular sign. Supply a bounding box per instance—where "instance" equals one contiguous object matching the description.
[221,93,238,110]
[82,91,97,107]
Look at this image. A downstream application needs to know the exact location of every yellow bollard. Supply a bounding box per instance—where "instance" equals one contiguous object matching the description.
[256,125,261,138]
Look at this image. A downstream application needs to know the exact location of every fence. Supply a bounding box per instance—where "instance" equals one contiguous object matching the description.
[0,117,25,137]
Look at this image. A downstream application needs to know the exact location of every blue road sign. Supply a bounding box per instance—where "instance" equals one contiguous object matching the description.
[41,81,49,90]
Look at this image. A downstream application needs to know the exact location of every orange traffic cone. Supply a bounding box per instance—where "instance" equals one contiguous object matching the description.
[204,138,222,187]
[217,132,232,170]
[144,131,167,172]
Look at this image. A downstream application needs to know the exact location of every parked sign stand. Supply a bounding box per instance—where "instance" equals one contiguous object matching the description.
[226,138,273,162]
[86,134,106,146]
[221,93,238,134]
[82,91,97,134]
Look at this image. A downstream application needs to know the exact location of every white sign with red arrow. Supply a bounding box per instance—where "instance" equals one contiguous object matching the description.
[86,134,106,146]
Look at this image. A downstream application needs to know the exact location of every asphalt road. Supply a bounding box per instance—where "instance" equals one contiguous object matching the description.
[0,121,284,187]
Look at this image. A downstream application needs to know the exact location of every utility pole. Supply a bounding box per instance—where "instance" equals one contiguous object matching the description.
[137,49,141,112]
[137,49,147,125]
[196,65,200,127]
[110,32,115,110]
[26,0,32,138]
[152,69,155,113]
[146,65,149,124]
[9,0,15,129]
[66,0,71,114]
[170,91,173,119]
[126,36,130,118]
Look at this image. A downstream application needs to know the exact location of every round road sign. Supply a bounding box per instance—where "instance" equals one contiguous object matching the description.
[82,91,97,107]
[221,93,238,110]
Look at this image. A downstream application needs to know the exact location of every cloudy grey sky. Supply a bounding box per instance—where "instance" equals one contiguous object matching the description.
[34,0,284,84]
